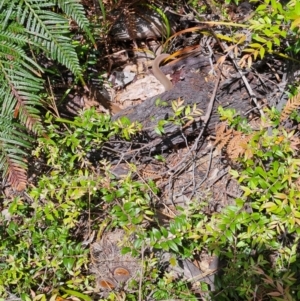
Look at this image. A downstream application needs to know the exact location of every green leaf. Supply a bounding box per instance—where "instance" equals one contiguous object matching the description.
[121,247,131,254]
[295,2,300,15]
[273,37,280,46]
[185,105,191,116]
[102,193,115,202]
[119,116,131,126]
[124,202,136,211]
[63,257,75,270]
[248,43,262,49]
[154,154,165,162]
[258,178,268,189]
[132,216,143,224]
[291,17,300,30]
[264,16,271,24]
[254,166,267,179]
[236,241,248,248]
[252,35,267,43]
[152,228,162,240]
[134,238,143,249]
[260,202,277,211]
[167,240,179,252]
[60,289,92,301]
[225,230,233,242]
[154,126,163,136]
[229,169,239,178]
[259,46,265,59]
[159,241,169,251]
[160,226,168,238]
[169,257,177,267]
[256,4,267,11]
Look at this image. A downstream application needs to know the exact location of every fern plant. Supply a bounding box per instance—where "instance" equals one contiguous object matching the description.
[0,0,94,191]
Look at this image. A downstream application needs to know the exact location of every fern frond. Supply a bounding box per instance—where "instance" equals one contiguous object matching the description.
[56,0,89,28]
[0,86,15,113]
[10,1,83,77]
[31,29,81,76]
[0,61,44,134]
[124,7,138,41]
[0,31,27,47]
[0,0,15,28]
[56,0,96,46]
[227,133,252,160]
[0,39,43,75]
[215,122,233,151]
[0,116,32,191]
[7,161,27,191]
[1,0,91,78]
[0,0,94,189]
[0,81,39,190]
[280,93,300,122]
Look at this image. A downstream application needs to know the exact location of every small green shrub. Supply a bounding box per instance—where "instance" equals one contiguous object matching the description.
[0,108,153,300]
[3,0,300,299]
[205,107,300,300]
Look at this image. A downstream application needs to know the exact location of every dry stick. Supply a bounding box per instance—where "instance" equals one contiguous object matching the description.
[46,76,60,117]
[138,242,145,301]
[134,167,161,203]
[167,70,221,178]
[200,69,222,124]
[210,29,265,117]
[88,185,91,241]
[176,150,217,196]
[191,146,214,196]
[208,169,229,188]
[110,68,220,179]
[181,70,221,185]
[232,58,265,117]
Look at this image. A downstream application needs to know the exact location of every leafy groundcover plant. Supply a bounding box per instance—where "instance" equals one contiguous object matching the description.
[1,0,300,300]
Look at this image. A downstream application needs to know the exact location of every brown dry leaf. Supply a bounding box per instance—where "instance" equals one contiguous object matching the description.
[227,133,253,160]
[267,292,282,297]
[291,136,300,152]
[280,92,300,122]
[7,163,27,191]
[215,122,233,151]
[247,55,252,69]
[216,55,226,67]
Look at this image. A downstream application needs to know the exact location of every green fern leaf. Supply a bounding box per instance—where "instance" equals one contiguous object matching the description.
[56,0,96,46]
[16,2,83,77]
[0,116,31,191]
[0,61,44,134]
[0,0,94,189]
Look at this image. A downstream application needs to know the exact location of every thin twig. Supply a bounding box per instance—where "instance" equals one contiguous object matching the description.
[192,146,214,195]
[212,32,265,117]
[168,69,221,175]
[138,242,145,301]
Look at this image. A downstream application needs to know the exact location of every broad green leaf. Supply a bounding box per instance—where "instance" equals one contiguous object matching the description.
[259,46,265,59]
[248,43,262,49]
[152,228,161,240]
[261,202,277,210]
[160,226,168,238]
[253,35,267,43]
[291,17,300,30]
[256,4,267,11]
[167,240,179,252]
[60,289,92,301]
